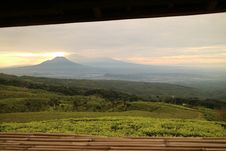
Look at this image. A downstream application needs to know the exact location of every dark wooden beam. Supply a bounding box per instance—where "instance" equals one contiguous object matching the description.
[0,0,226,27]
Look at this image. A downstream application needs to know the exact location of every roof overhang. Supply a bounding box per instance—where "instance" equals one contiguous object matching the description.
[1,0,226,27]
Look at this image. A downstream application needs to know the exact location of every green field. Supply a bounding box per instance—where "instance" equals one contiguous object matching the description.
[1,117,225,137]
[0,74,225,137]
[0,110,204,123]
[0,110,225,137]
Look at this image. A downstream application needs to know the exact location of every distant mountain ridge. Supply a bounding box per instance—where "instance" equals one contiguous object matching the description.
[37,57,81,67]
[0,57,100,78]
[0,56,225,83]
[33,57,84,71]
[80,58,147,68]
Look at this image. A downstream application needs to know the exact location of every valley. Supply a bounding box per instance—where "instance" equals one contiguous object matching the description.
[0,73,225,137]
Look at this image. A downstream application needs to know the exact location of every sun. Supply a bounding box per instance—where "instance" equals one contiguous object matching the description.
[52,52,65,57]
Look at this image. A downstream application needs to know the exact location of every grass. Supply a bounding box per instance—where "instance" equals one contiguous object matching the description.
[0,110,203,123]
[1,117,225,137]
[0,84,60,99]
[0,84,206,120]
[198,107,222,121]
[0,79,224,137]
[128,102,203,119]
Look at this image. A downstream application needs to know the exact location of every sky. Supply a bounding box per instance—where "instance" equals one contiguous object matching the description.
[0,12,226,68]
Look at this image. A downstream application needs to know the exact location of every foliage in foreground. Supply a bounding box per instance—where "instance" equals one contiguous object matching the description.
[1,117,225,137]
[0,110,204,123]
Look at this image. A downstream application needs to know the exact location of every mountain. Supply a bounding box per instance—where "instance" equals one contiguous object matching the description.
[32,57,85,71]
[80,58,148,68]
[37,56,81,67]
[0,57,102,78]
[79,58,163,74]
[79,58,200,74]
[0,57,225,83]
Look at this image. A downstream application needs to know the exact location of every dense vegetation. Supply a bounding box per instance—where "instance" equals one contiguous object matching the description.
[0,83,224,121]
[0,73,225,137]
[0,84,205,118]
[1,117,225,137]
[0,73,225,109]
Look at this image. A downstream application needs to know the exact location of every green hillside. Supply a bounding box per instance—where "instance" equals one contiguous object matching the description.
[0,73,225,137]
[1,73,225,109]
[0,84,201,118]
[0,84,222,121]
[0,73,201,99]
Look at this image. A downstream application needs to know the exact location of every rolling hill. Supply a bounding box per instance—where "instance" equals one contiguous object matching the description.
[0,73,226,110]
[0,84,214,121]
[0,73,200,99]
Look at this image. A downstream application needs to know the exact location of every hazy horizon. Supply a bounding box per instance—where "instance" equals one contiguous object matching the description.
[0,13,226,68]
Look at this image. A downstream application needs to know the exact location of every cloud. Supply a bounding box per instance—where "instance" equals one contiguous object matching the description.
[16,52,67,57]
[0,12,226,67]
[126,54,226,65]
[0,51,69,67]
